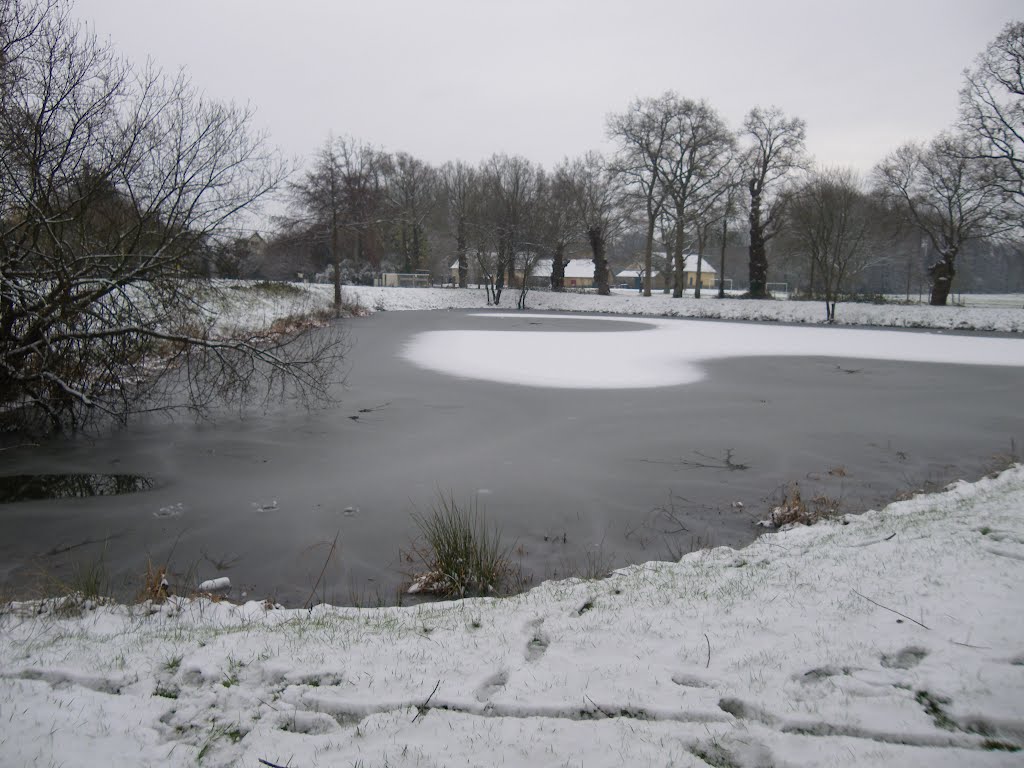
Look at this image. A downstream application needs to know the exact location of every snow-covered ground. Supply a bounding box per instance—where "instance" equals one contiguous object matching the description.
[218,282,1024,333]
[2,466,1022,766]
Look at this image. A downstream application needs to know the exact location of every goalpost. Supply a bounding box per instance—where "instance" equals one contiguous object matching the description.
[766,282,790,298]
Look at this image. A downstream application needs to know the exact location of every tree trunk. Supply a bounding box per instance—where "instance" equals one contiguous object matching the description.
[672,246,684,299]
[494,240,510,305]
[643,218,655,297]
[928,254,956,306]
[694,227,705,299]
[589,227,610,295]
[331,212,341,314]
[748,183,768,298]
[551,242,565,291]
[412,223,421,272]
[456,218,468,288]
[718,218,728,298]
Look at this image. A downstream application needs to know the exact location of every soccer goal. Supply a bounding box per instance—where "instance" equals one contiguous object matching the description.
[766,281,790,299]
[377,272,432,288]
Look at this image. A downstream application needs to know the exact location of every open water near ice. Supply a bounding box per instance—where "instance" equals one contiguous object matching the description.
[2,310,1023,606]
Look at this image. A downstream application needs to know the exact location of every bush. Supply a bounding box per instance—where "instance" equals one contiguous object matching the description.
[407,494,514,598]
[249,280,305,298]
[768,482,842,527]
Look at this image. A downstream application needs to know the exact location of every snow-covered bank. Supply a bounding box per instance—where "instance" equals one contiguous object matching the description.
[228,282,1024,333]
[3,466,1022,766]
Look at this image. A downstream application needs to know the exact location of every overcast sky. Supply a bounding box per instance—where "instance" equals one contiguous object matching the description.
[72,0,1019,175]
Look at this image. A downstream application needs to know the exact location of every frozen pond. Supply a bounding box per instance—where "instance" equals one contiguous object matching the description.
[2,310,1023,606]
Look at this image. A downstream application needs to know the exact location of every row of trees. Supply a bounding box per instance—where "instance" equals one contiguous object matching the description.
[277,139,622,307]
[279,20,1021,311]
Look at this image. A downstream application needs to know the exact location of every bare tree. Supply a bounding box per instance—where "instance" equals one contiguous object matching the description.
[440,161,476,287]
[655,98,735,298]
[785,168,876,321]
[287,135,389,307]
[386,152,437,273]
[558,152,621,296]
[1,0,343,433]
[715,166,744,298]
[960,20,1024,215]
[875,134,1003,305]
[741,106,808,298]
[608,93,674,296]
[690,156,742,298]
[538,165,576,293]
[476,154,540,305]
[287,137,346,308]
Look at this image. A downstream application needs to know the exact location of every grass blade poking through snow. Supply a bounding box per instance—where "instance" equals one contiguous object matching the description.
[408,493,513,598]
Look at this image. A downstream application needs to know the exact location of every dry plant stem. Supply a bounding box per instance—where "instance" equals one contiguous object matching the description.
[258,759,289,768]
[853,589,931,629]
[304,531,339,609]
[585,695,616,719]
[412,680,441,723]
[705,633,711,668]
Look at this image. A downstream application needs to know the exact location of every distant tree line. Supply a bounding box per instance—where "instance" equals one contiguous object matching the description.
[266,20,1022,315]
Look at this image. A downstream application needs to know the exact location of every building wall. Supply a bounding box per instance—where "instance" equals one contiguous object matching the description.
[683,271,716,289]
[564,275,594,289]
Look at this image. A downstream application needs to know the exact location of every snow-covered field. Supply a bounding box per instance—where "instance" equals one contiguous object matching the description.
[3,283,1022,766]
[2,466,1022,766]
[219,282,1024,333]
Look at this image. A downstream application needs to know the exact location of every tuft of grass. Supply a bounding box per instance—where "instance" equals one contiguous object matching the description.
[139,559,169,603]
[407,493,515,598]
[982,739,1021,752]
[915,689,955,731]
[69,550,110,601]
[768,482,842,527]
[221,655,245,688]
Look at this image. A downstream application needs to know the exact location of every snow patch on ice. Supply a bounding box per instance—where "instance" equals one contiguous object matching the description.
[402,313,1024,389]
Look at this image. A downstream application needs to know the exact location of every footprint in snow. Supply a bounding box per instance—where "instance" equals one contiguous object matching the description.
[524,618,549,662]
[475,669,509,702]
[880,646,928,670]
[671,672,713,689]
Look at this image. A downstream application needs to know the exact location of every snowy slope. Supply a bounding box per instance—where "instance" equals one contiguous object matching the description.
[2,466,1022,766]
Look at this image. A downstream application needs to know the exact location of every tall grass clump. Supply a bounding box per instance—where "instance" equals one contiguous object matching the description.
[408,493,514,598]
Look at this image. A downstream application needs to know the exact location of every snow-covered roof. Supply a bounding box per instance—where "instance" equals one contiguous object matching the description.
[563,258,595,279]
[616,269,660,279]
[651,252,717,274]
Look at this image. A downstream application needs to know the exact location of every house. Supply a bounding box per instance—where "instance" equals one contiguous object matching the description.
[446,255,606,290]
[616,268,660,291]
[562,258,597,289]
[521,257,596,289]
[649,253,717,290]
